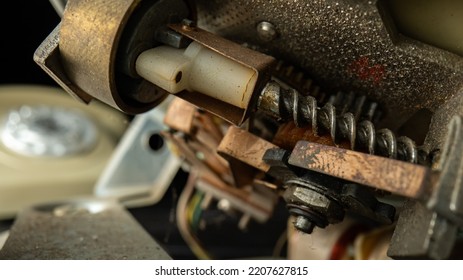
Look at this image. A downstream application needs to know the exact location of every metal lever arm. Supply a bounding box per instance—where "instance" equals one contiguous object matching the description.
[287,115,463,226]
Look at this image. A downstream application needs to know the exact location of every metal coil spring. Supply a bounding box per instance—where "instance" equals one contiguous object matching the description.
[258,80,428,164]
[272,60,382,123]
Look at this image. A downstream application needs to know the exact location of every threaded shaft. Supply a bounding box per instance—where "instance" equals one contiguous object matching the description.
[258,80,427,164]
[272,60,382,123]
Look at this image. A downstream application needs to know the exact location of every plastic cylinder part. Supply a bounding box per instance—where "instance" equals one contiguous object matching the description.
[136,42,258,109]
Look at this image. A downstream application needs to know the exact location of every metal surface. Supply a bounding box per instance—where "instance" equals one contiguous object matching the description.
[217,126,282,187]
[32,0,463,259]
[280,115,463,253]
[339,184,396,225]
[0,198,171,260]
[33,24,93,104]
[285,115,463,225]
[271,60,383,125]
[195,0,463,135]
[293,215,315,234]
[258,80,427,164]
[163,97,196,134]
[282,178,395,234]
[94,104,181,207]
[37,0,191,113]
[388,200,458,260]
[288,141,432,199]
[217,126,278,173]
[273,121,349,151]
[272,60,383,130]
[162,99,232,184]
[162,100,278,230]
[117,0,190,79]
[155,26,192,49]
[425,89,463,154]
[58,0,164,114]
[276,114,463,258]
[427,115,463,226]
[262,148,298,184]
[256,21,277,42]
[284,182,345,233]
[196,175,276,226]
[263,147,395,233]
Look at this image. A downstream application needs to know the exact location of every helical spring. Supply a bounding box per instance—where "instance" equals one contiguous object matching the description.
[257,80,428,164]
[271,60,382,123]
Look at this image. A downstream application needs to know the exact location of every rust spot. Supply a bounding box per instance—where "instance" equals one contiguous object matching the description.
[273,122,350,150]
[348,57,386,85]
[288,141,432,198]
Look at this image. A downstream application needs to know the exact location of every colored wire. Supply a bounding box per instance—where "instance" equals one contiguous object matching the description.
[177,171,212,260]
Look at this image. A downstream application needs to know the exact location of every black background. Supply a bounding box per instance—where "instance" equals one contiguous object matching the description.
[0,2,60,86]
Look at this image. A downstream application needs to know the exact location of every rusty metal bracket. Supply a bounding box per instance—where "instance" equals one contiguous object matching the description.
[33,24,93,104]
[217,125,277,173]
[35,0,192,115]
[287,141,434,199]
[286,115,463,228]
[260,145,395,233]
[279,115,463,258]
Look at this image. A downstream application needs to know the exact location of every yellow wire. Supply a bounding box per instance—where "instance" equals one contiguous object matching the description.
[187,193,200,226]
[177,172,212,260]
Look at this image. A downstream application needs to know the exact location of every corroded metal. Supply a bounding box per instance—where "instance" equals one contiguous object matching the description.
[387,200,458,260]
[272,121,350,151]
[258,80,427,164]
[0,199,171,260]
[285,115,463,225]
[59,0,162,114]
[217,126,281,187]
[217,126,278,173]
[284,182,345,230]
[33,24,93,104]
[36,0,191,115]
[288,140,432,199]
[163,97,197,134]
[427,115,463,226]
[195,0,463,137]
[263,147,396,233]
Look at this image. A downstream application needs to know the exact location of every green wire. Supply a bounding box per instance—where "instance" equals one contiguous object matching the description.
[191,192,205,232]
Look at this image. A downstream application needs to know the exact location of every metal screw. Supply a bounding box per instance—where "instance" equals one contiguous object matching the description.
[181,19,196,30]
[256,21,277,42]
[294,215,316,234]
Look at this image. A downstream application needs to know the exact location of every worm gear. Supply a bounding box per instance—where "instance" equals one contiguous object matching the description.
[258,80,428,164]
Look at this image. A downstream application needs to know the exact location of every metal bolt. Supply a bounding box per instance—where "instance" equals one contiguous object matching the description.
[294,215,316,234]
[181,19,196,30]
[256,21,277,42]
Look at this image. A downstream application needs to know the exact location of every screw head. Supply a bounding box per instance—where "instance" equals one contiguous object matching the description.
[181,19,196,30]
[256,21,277,42]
